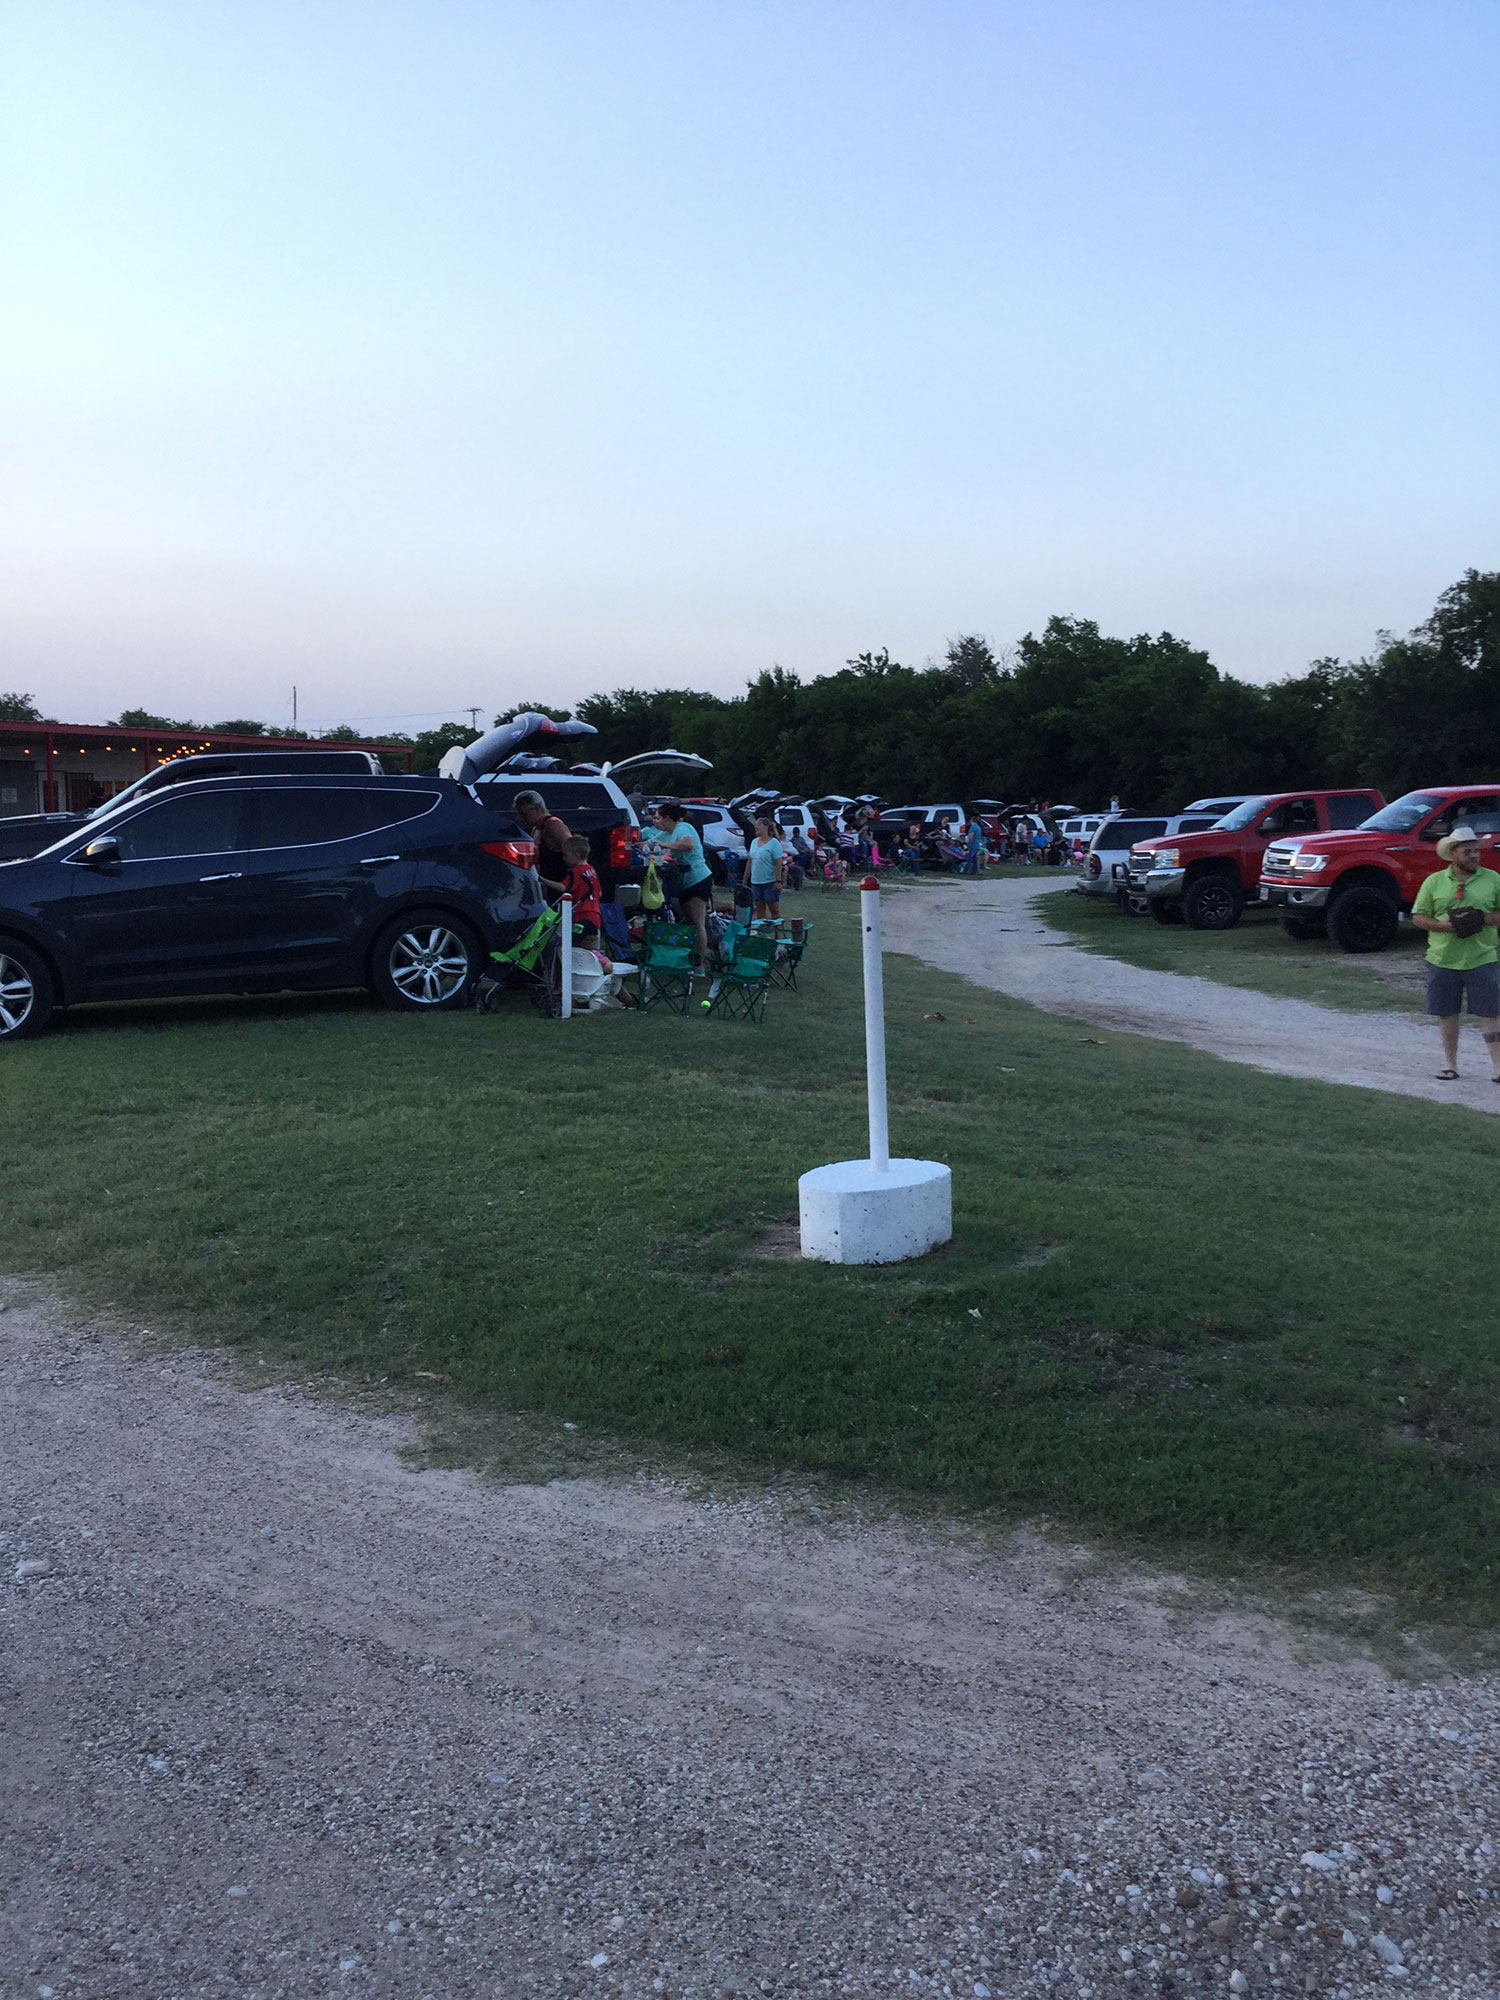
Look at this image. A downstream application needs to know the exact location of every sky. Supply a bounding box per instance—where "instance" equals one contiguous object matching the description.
[1,0,1495,735]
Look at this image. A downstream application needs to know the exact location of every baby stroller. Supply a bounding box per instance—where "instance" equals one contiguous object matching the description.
[474,905,566,1016]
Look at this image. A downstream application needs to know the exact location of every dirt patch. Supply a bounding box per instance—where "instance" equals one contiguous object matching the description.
[4,1290,1499,1997]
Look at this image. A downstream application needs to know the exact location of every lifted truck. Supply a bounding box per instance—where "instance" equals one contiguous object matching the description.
[1127,788,1384,930]
[1260,785,1500,952]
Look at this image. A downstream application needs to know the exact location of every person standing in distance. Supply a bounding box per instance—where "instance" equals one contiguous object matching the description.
[742,815,785,921]
[1411,826,1500,1082]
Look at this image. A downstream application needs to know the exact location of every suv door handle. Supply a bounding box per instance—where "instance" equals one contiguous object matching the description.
[359,854,400,865]
[198,871,244,881]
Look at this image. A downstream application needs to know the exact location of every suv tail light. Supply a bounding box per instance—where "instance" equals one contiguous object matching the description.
[608,825,635,870]
[1087,854,1101,877]
[481,839,536,866]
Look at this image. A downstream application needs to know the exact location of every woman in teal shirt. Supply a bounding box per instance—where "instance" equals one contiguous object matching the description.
[649,801,715,963]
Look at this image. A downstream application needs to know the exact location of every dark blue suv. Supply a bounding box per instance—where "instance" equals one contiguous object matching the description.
[0,772,544,1040]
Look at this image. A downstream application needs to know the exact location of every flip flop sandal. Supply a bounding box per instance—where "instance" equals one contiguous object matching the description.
[1436,1068,1460,1080]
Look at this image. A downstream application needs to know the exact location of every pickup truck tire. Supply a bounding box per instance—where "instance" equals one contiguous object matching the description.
[1182,874,1245,931]
[1325,886,1399,954]
[1279,916,1326,941]
[1149,900,1185,926]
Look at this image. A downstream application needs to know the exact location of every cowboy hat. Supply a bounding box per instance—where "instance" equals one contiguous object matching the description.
[1437,826,1483,860]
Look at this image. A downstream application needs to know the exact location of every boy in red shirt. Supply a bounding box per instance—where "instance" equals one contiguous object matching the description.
[559,835,603,943]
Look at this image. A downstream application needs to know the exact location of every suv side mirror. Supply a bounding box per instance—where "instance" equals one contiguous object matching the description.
[74,836,122,868]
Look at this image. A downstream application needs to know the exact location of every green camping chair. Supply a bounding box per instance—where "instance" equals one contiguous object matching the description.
[637,920,699,1016]
[768,923,812,991]
[475,905,563,1014]
[702,934,776,1023]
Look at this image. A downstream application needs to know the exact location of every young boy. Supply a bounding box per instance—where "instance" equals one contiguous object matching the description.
[558,835,603,943]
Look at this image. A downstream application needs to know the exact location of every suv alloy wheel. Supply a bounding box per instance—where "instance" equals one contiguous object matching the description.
[0,938,55,1041]
[372,910,480,1010]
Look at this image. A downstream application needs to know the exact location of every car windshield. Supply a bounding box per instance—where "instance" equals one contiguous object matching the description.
[1360,791,1445,832]
[1214,796,1272,831]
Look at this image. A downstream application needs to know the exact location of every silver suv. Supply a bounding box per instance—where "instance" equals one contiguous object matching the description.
[1119,812,1232,911]
[1081,812,1225,910]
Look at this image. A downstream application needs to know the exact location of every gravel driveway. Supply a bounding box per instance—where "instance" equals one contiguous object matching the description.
[881,877,1500,1115]
[4,1294,1498,1999]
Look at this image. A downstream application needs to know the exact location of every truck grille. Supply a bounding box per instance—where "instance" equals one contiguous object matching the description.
[1264,842,1301,876]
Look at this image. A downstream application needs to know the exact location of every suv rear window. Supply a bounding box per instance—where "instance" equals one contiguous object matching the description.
[1099,819,1167,846]
[248,787,440,849]
[1175,817,1219,832]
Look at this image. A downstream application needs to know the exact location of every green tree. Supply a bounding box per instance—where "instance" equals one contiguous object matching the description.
[493,701,572,725]
[114,707,198,730]
[211,718,265,734]
[0,691,42,721]
[412,722,474,768]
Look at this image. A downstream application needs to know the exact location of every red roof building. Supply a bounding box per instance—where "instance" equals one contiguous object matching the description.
[0,719,416,817]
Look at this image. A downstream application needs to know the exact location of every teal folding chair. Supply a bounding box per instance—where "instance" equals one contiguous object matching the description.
[638,920,698,1016]
[769,922,812,991]
[702,934,775,1023]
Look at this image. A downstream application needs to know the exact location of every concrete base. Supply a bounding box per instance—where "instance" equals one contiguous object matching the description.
[798,1158,953,1265]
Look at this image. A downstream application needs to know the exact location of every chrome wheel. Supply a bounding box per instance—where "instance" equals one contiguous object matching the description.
[0,951,36,1035]
[387,925,471,1005]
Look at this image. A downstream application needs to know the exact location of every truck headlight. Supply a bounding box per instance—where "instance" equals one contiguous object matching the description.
[1289,852,1329,871]
[1151,848,1178,869]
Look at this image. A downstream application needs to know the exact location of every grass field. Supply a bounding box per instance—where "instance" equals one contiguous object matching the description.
[1039,883,1429,1013]
[5,890,1499,1623]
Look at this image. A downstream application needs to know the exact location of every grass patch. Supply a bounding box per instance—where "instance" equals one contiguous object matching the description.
[1039,885,1429,1013]
[4,894,1499,1623]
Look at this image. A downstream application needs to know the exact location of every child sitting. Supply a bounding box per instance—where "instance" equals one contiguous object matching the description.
[559,835,603,943]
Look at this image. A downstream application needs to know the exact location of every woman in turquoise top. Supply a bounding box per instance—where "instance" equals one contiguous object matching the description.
[741,815,786,920]
[649,801,714,963]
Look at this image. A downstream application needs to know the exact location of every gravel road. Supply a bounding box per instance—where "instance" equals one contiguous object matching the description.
[881,877,1500,1115]
[4,1294,1498,2000]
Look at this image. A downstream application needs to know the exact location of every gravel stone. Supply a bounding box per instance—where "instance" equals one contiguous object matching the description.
[3,1296,1499,1998]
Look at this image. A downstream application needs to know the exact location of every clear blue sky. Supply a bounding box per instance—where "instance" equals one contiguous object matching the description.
[2,0,1494,732]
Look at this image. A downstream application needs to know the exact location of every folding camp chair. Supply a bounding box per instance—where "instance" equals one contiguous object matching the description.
[474,905,563,1015]
[702,934,775,1023]
[598,901,637,964]
[768,922,811,991]
[637,920,698,1016]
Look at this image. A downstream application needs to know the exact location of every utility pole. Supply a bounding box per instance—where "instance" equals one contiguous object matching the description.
[291,686,298,731]
[466,706,481,734]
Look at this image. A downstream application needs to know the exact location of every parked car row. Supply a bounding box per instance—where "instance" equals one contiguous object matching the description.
[1070,783,1500,955]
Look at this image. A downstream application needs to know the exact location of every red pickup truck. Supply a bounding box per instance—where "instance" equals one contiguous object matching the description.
[1260,785,1500,951]
[1127,788,1384,930]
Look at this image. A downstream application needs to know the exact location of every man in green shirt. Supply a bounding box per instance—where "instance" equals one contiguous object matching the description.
[1411,827,1500,1081]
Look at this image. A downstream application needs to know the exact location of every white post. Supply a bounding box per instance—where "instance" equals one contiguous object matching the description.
[560,897,573,1019]
[861,876,889,1171]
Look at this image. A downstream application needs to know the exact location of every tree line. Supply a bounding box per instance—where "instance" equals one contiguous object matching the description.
[5,568,1495,808]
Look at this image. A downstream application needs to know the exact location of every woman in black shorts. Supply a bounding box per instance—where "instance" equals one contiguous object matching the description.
[650,802,714,963]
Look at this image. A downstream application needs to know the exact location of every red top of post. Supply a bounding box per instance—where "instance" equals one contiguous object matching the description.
[861,875,880,891]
